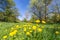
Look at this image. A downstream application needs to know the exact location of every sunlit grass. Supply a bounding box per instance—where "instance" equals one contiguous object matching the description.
[0,22,60,40]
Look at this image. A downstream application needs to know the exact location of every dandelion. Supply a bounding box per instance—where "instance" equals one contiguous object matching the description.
[55,31,59,35]
[42,20,46,23]
[24,28,26,32]
[32,26,37,30]
[9,33,13,36]
[35,20,40,23]
[26,32,30,36]
[9,30,17,36]
[14,30,17,33]
[38,28,42,32]
[3,35,7,39]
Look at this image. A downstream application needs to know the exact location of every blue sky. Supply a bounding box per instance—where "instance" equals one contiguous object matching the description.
[14,0,60,20]
[14,0,30,20]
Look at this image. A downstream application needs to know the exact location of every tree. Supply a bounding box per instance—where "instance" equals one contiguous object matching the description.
[51,0,60,23]
[30,0,52,23]
[30,14,37,23]
[47,0,60,23]
[43,0,52,21]
[0,0,20,22]
[30,0,43,23]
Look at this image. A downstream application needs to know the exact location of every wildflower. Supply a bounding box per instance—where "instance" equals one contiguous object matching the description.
[32,26,37,30]
[38,28,42,32]
[3,35,7,39]
[9,32,13,36]
[14,30,17,33]
[24,28,26,32]
[26,32,30,36]
[35,20,40,23]
[55,31,59,35]
[9,30,17,36]
[42,20,46,23]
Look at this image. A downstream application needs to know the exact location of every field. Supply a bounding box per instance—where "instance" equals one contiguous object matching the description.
[0,22,60,40]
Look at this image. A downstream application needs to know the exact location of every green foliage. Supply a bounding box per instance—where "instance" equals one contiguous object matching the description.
[0,0,20,22]
[30,0,60,23]
[30,15,37,23]
[0,22,60,40]
[23,18,27,22]
[30,0,52,22]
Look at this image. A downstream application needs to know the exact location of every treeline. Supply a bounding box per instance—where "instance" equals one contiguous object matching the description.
[29,0,60,23]
[0,0,20,22]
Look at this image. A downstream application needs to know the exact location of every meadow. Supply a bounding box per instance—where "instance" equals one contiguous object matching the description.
[0,22,60,40]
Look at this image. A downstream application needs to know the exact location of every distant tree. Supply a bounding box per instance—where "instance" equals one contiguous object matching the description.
[47,0,60,23]
[43,0,52,21]
[52,0,60,23]
[55,0,60,23]
[30,14,37,23]
[23,18,27,22]
[0,0,20,22]
[25,11,30,20]
[30,0,43,23]
[30,0,52,23]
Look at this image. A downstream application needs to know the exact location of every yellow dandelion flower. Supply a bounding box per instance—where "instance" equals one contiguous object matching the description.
[9,32,14,36]
[9,30,17,36]
[38,28,42,32]
[55,31,59,35]
[9,32,16,36]
[3,35,7,39]
[32,26,37,30]
[42,20,46,23]
[14,30,18,33]
[26,32,30,36]
[24,28,26,32]
[35,20,40,23]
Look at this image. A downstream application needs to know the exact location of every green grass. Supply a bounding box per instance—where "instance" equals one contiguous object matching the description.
[0,22,60,40]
